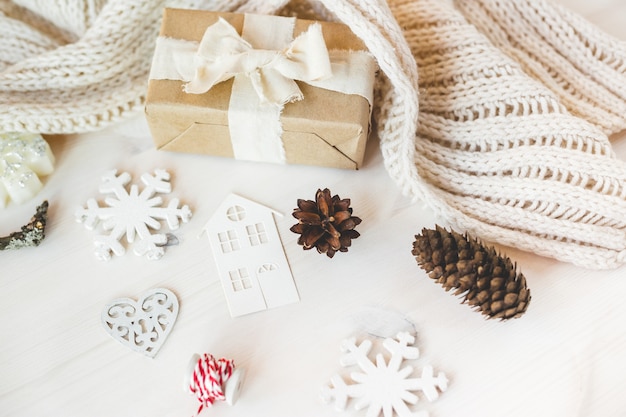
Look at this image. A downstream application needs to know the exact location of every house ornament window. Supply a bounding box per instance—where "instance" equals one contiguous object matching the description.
[226,205,246,221]
[229,267,252,292]
[247,222,269,246]
[258,263,278,274]
[217,229,240,253]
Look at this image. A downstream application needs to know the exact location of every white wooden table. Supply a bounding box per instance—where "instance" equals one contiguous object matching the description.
[2,2,626,416]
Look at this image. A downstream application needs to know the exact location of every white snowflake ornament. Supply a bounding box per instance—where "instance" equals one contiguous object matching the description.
[0,132,55,208]
[321,332,448,417]
[75,169,192,261]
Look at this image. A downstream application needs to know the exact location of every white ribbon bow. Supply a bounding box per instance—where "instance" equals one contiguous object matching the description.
[184,18,333,106]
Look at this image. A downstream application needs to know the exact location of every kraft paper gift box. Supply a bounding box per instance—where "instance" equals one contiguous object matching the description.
[145,9,377,170]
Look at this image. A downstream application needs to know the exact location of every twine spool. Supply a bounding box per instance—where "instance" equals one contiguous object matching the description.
[185,353,245,413]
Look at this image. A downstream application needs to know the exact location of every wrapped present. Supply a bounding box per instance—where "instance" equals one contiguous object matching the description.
[145,9,377,169]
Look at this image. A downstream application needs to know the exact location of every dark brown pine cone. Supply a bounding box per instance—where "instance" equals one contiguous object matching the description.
[412,225,531,320]
[290,188,361,258]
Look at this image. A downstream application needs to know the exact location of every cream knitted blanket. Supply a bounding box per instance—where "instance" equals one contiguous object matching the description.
[2,0,625,269]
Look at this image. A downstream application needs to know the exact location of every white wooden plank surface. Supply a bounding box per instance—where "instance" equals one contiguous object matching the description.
[1,2,626,416]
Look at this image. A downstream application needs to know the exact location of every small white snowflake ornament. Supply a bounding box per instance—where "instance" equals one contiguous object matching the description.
[0,132,55,208]
[321,332,448,417]
[75,169,192,261]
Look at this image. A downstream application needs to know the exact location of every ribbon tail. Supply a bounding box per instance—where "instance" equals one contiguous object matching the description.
[254,68,303,105]
[184,56,240,94]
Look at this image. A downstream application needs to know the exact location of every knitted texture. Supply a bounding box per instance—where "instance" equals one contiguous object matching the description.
[389,0,626,269]
[11,0,106,37]
[0,0,165,133]
[1,0,625,269]
[0,0,289,133]
[454,0,626,136]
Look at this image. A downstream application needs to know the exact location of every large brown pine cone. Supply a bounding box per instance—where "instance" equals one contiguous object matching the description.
[412,225,531,320]
[290,188,361,258]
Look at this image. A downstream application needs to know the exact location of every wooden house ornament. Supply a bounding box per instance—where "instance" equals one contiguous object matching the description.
[202,194,299,317]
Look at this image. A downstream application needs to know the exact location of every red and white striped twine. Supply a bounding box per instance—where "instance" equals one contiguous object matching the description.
[188,353,235,414]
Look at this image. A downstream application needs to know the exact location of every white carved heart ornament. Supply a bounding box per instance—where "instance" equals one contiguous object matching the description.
[102,288,179,358]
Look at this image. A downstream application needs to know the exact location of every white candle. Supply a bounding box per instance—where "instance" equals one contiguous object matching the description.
[0,132,55,208]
